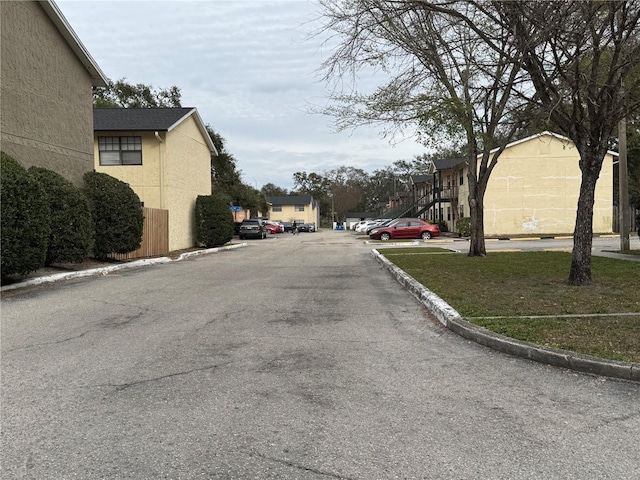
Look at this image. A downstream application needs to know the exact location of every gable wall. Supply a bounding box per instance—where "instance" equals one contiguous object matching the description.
[165,116,213,250]
[483,135,613,235]
[1,1,95,186]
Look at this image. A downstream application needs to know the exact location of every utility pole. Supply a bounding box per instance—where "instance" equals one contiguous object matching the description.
[619,118,630,252]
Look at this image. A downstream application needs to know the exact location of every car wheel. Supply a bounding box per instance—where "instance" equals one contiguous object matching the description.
[380,232,391,241]
[421,231,432,240]
[239,235,244,240]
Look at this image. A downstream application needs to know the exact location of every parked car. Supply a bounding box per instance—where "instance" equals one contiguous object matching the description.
[265,223,280,234]
[353,220,369,232]
[369,218,440,241]
[281,221,293,233]
[296,223,315,232]
[264,221,284,233]
[365,219,394,235]
[355,221,377,233]
[239,218,267,239]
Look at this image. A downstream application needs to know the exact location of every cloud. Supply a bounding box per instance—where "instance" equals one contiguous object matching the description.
[57,0,427,190]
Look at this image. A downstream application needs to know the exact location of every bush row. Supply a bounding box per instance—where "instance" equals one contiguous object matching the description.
[1,152,144,279]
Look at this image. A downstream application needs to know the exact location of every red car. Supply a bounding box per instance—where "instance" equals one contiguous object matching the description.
[369,218,440,241]
[265,223,281,234]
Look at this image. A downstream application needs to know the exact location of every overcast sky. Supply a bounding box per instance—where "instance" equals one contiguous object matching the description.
[56,0,427,191]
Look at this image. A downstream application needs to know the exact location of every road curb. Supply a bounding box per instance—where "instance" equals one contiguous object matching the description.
[371,248,639,382]
[0,243,248,293]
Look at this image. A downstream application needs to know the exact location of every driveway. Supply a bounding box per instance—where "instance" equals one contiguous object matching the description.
[2,230,639,479]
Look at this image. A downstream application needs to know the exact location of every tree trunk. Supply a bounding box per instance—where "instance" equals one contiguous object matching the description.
[468,185,486,257]
[569,173,597,286]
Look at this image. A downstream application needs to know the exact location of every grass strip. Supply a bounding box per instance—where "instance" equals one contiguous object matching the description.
[381,251,640,363]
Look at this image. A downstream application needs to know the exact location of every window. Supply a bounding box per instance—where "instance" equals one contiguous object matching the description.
[459,205,464,218]
[99,136,142,165]
[272,205,282,212]
[459,172,464,185]
[294,205,305,212]
[447,207,451,221]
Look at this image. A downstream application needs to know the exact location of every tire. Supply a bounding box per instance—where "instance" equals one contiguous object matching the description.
[239,235,244,240]
[421,231,432,240]
[380,232,391,241]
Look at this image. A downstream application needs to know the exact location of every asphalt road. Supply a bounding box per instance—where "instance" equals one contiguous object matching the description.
[2,230,639,479]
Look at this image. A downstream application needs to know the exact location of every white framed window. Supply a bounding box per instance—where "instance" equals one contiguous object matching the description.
[272,205,282,212]
[99,136,142,165]
[294,205,305,212]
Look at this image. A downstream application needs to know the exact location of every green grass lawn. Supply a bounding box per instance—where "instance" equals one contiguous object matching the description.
[381,250,640,363]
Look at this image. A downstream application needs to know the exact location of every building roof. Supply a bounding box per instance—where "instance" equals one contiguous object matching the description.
[431,158,467,171]
[39,1,108,87]
[94,108,217,154]
[410,174,432,185]
[268,195,313,205]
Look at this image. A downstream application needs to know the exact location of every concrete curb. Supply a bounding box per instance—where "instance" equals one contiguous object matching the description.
[371,249,639,382]
[0,243,248,293]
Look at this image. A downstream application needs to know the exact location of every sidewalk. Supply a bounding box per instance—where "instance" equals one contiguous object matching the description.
[0,244,246,293]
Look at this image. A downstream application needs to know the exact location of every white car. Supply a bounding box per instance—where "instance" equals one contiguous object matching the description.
[356,221,379,233]
[353,221,369,232]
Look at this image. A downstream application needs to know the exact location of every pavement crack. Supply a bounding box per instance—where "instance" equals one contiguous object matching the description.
[4,329,99,352]
[107,363,227,391]
[250,452,352,479]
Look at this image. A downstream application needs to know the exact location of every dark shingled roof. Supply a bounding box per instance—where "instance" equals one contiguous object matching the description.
[268,195,312,205]
[410,174,432,184]
[432,158,466,170]
[93,108,197,131]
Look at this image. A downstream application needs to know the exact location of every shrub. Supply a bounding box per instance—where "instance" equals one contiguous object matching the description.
[456,217,472,237]
[195,193,234,247]
[83,171,143,260]
[29,167,93,265]
[0,152,50,277]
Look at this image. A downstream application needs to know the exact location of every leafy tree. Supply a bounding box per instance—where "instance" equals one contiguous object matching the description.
[29,167,93,265]
[496,1,640,285]
[94,78,182,108]
[195,193,234,247]
[261,183,289,197]
[83,172,144,260]
[317,0,532,256]
[207,126,269,216]
[0,152,50,278]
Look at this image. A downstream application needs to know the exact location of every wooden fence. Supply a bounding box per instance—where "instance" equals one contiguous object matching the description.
[109,207,169,260]
[612,206,638,234]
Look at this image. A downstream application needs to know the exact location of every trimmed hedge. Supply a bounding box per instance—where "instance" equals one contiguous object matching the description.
[195,193,234,247]
[1,152,50,277]
[29,167,94,265]
[83,171,144,260]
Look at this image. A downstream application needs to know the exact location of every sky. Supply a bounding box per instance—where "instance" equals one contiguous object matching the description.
[56,0,428,191]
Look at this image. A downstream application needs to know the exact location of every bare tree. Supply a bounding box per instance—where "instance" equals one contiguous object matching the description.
[316,0,531,256]
[495,0,640,285]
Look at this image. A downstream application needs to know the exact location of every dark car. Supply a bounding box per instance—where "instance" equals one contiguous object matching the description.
[369,218,440,241]
[239,218,267,239]
[281,221,293,233]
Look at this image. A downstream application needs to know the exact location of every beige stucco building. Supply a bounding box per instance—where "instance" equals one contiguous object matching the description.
[428,132,616,236]
[94,108,217,251]
[267,196,320,225]
[1,0,107,186]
